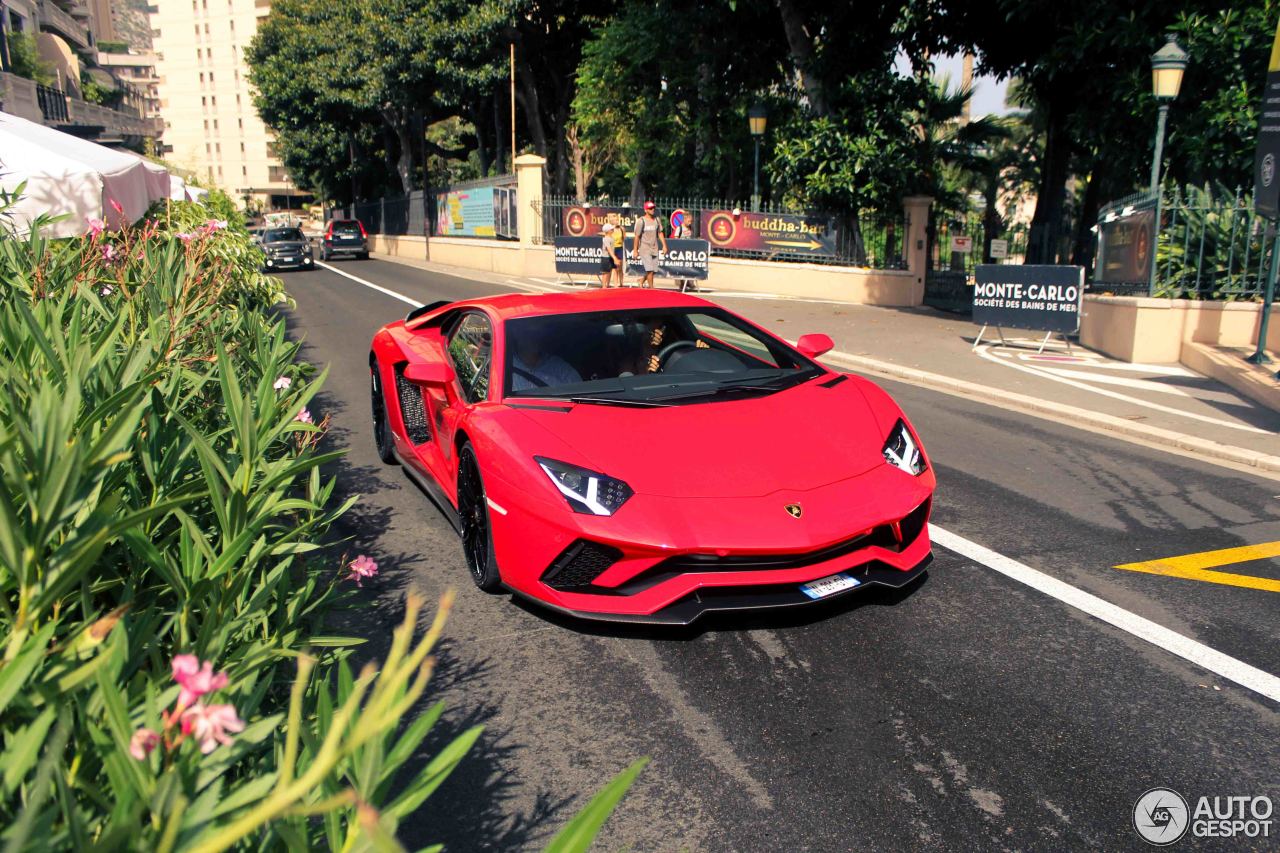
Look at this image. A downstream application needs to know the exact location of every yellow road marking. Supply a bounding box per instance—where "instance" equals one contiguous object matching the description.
[1115,541,1280,593]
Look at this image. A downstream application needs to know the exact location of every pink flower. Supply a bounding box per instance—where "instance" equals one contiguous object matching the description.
[176,232,196,242]
[100,285,114,296]
[295,407,313,424]
[101,244,116,263]
[129,728,160,761]
[273,375,292,391]
[203,219,228,233]
[171,654,229,709]
[85,217,106,236]
[109,198,124,215]
[180,703,245,754]
[347,555,378,586]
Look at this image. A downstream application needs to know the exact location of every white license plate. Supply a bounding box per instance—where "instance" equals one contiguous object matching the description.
[800,573,860,600]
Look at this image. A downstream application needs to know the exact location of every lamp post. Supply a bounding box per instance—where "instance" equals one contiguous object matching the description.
[748,103,767,212]
[1148,37,1188,195]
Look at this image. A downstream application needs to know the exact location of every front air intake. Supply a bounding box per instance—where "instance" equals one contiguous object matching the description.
[542,540,623,591]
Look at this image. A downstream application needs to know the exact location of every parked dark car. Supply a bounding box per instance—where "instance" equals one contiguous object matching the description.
[259,227,314,272]
[321,219,369,261]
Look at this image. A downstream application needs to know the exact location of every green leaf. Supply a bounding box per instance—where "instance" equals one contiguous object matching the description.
[542,759,649,853]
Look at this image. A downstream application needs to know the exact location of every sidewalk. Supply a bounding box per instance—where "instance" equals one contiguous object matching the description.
[370,250,1280,473]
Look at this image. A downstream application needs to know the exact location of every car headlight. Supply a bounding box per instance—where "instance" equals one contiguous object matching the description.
[536,456,633,516]
[882,419,926,475]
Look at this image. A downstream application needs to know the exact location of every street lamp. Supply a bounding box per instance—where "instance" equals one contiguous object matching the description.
[1148,37,1188,195]
[748,103,767,211]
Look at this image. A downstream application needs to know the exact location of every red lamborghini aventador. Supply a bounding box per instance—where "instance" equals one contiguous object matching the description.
[369,289,934,624]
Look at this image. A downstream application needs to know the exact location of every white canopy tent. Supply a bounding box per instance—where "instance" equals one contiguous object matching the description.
[167,175,210,204]
[0,111,171,237]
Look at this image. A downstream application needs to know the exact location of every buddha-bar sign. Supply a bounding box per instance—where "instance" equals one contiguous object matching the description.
[562,206,641,237]
[700,210,838,256]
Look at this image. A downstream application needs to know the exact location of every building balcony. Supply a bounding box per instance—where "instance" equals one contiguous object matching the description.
[1,71,163,142]
[38,0,91,51]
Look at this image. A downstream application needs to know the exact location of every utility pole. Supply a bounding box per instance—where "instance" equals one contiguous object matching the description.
[509,43,516,172]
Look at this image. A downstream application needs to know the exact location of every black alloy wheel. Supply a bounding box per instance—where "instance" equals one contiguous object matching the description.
[457,443,502,591]
[370,361,397,465]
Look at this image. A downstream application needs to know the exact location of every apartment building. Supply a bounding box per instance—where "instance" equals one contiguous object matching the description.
[149,0,302,210]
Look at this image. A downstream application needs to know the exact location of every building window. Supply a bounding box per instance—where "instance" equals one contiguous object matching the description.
[203,119,208,130]
[239,142,245,152]
[215,144,220,153]
[235,94,241,106]
[237,118,243,129]
[206,144,211,154]
[242,166,247,176]
[210,96,216,105]
[199,72,204,82]
[213,120,218,129]
[208,72,214,82]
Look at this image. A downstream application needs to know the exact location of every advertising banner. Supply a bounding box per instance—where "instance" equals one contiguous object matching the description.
[562,205,643,238]
[989,239,1009,259]
[435,186,496,237]
[553,237,711,280]
[623,238,711,280]
[700,210,837,256]
[1095,208,1155,284]
[552,236,608,275]
[492,186,518,239]
[973,265,1084,334]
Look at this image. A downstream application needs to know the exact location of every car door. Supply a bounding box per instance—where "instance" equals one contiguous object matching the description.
[420,311,494,498]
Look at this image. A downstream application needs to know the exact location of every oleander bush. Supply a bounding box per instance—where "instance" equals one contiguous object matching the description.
[0,192,642,850]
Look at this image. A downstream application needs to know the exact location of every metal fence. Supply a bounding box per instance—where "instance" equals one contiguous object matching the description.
[535,195,906,269]
[328,174,516,238]
[1095,185,1276,299]
[928,212,1030,273]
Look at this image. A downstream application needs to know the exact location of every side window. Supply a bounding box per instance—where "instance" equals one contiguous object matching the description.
[447,313,492,403]
[687,313,780,367]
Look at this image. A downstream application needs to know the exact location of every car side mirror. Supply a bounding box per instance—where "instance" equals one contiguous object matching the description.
[796,333,834,359]
[403,362,456,386]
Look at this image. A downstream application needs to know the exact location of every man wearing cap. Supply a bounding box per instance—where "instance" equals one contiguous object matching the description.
[631,201,668,288]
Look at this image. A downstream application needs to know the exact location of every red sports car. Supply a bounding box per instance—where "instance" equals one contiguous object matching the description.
[369,289,934,624]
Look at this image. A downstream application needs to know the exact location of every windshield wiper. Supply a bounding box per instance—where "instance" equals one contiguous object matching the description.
[652,383,779,403]
[567,395,672,408]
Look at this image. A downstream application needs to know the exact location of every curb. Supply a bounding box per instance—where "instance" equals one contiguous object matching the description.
[824,351,1280,476]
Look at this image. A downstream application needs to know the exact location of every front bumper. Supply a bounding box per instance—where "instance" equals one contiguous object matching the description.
[486,461,935,625]
[264,256,313,270]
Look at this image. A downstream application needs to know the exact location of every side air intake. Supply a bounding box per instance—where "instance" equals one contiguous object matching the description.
[393,364,432,444]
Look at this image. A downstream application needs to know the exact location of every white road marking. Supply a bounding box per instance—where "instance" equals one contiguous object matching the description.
[974,344,1270,434]
[931,525,1280,704]
[1030,365,1250,405]
[1021,357,1194,376]
[316,261,423,308]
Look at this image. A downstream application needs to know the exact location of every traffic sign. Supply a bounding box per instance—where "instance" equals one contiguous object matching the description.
[989,239,1008,259]
[670,208,689,233]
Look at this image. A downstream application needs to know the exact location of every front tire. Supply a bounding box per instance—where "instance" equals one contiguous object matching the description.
[457,443,502,592]
[370,361,397,465]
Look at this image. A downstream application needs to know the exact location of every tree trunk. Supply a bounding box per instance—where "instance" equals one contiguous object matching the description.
[982,166,1002,263]
[553,92,571,194]
[775,0,828,117]
[382,109,415,195]
[1027,102,1071,264]
[1070,166,1101,272]
[472,102,491,177]
[515,63,548,161]
[493,94,507,175]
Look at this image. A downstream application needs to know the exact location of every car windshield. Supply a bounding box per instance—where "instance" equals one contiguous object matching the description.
[503,307,820,404]
[264,228,303,242]
[332,222,361,236]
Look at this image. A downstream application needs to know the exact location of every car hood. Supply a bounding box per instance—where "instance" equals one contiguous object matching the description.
[511,379,888,498]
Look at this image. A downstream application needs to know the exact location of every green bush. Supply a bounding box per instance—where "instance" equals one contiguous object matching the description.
[0,196,641,849]
[6,33,53,86]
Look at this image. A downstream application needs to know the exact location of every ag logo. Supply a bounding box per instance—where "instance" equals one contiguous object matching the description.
[784,503,803,519]
[565,207,588,236]
[1263,153,1276,188]
[1133,788,1189,846]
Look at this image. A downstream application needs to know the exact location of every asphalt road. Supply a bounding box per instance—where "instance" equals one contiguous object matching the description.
[279,258,1280,852]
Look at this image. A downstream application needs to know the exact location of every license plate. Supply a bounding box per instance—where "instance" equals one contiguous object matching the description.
[800,573,860,600]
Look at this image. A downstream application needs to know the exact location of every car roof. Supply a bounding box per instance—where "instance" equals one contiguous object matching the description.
[445,288,715,322]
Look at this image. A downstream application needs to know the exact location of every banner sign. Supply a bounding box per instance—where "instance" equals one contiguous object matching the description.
[950,235,973,254]
[700,210,837,256]
[623,238,710,279]
[973,265,1084,334]
[492,186,518,239]
[989,239,1008,259]
[1253,17,1280,218]
[553,236,608,275]
[553,236,710,280]
[562,205,642,237]
[1094,208,1155,284]
[436,187,496,237]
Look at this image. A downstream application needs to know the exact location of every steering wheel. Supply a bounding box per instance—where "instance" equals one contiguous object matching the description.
[656,340,698,370]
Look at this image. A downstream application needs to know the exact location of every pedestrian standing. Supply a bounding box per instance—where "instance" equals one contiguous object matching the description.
[610,215,626,287]
[672,216,696,292]
[631,201,667,289]
[599,223,617,288]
